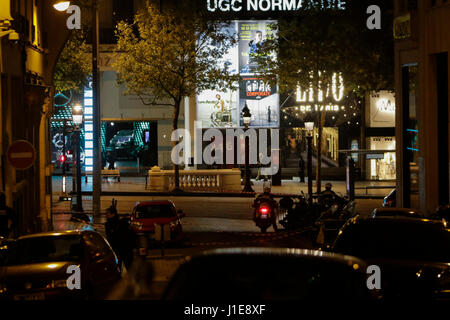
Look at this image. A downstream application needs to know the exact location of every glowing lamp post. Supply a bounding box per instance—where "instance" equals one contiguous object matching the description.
[242,104,254,193]
[54,0,101,219]
[305,121,314,205]
[72,104,84,212]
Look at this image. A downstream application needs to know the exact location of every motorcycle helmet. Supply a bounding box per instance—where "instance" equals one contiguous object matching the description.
[263,179,272,193]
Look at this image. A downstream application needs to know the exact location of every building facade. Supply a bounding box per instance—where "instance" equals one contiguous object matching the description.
[0,0,71,233]
[394,0,450,213]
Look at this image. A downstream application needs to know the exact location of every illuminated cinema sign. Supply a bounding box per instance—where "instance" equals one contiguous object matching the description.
[296,72,345,112]
[206,0,346,13]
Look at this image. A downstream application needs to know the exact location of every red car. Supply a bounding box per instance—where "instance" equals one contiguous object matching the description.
[130,200,185,243]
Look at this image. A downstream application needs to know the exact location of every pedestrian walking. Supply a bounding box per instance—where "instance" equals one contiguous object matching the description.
[105,199,137,271]
[107,151,116,170]
[299,155,305,183]
[0,193,15,239]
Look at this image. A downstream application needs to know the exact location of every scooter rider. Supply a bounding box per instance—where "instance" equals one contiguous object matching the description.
[320,183,337,197]
[254,183,278,231]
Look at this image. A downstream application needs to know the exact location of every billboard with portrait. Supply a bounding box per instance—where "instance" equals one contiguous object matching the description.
[196,20,279,128]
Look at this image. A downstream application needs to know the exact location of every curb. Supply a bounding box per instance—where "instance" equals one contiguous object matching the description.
[67,191,385,199]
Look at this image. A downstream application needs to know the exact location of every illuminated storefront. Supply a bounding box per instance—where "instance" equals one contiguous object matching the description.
[365,90,396,180]
[279,71,361,173]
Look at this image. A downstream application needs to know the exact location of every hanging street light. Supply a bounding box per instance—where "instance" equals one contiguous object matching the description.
[53,1,71,12]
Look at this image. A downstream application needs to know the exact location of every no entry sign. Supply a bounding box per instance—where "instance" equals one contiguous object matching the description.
[7,140,36,170]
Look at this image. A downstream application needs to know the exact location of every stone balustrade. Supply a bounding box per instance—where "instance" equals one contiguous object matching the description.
[147,166,242,192]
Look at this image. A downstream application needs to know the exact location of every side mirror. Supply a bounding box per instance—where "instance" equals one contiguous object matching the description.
[177,210,185,218]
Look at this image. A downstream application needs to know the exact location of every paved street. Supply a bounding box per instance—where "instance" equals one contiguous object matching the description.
[50,176,385,299]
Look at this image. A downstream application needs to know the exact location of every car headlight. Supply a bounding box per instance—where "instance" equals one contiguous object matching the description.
[0,283,7,294]
[46,280,68,289]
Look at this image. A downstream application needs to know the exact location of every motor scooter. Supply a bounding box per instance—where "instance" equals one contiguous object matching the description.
[253,198,277,233]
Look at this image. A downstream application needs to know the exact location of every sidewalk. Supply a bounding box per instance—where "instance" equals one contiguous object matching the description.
[52,176,395,198]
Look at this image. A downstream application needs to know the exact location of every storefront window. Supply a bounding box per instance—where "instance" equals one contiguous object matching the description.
[368,137,396,180]
[402,64,419,207]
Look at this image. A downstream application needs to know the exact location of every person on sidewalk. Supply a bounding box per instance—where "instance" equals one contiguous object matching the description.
[107,151,116,170]
[0,193,15,239]
[105,204,136,271]
[298,155,305,183]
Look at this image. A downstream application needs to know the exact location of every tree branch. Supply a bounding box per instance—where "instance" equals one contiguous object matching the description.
[138,95,174,107]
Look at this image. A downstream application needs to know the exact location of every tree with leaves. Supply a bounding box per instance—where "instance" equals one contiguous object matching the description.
[113,1,238,191]
[53,29,91,94]
[253,0,394,191]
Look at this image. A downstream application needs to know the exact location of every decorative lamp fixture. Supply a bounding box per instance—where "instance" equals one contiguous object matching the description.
[242,104,251,127]
[72,104,83,126]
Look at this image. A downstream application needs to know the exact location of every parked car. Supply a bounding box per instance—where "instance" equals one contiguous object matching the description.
[332,216,450,301]
[370,207,425,219]
[0,230,121,300]
[382,189,396,207]
[162,247,377,301]
[130,200,185,244]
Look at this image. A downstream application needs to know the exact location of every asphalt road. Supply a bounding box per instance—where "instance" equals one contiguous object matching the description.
[53,195,384,299]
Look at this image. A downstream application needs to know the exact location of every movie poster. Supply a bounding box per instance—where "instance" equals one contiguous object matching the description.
[196,20,279,128]
[239,76,279,127]
[238,21,274,75]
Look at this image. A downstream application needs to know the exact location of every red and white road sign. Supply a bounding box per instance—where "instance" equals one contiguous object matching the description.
[7,140,36,170]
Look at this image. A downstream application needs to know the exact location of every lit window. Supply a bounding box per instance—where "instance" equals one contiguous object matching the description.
[84,98,93,106]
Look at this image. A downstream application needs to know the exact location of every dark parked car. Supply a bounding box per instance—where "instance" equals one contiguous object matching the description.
[382,189,396,207]
[163,247,377,301]
[370,207,425,219]
[0,230,121,300]
[332,216,450,301]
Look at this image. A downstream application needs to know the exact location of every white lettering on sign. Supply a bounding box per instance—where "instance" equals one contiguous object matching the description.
[296,72,345,104]
[207,0,345,12]
[10,152,33,159]
[376,98,395,113]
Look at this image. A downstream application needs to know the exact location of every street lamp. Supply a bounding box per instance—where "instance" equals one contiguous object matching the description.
[242,104,254,193]
[53,1,71,12]
[305,122,314,205]
[53,0,101,219]
[72,104,83,212]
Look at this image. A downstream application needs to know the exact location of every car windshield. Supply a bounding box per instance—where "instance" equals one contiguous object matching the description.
[334,222,450,262]
[135,204,175,219]
[0,235,83,266]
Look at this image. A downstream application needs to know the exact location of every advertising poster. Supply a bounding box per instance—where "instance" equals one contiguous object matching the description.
[238,21,274,74]
[239,76,279,127]
[196,20,279,128]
